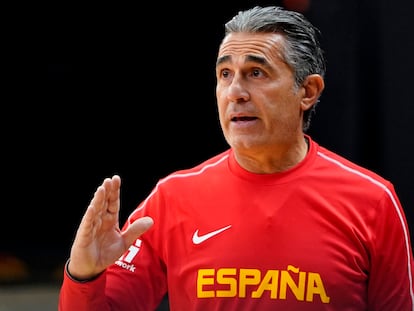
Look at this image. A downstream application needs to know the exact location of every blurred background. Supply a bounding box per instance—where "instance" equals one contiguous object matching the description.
[2,0,413,309]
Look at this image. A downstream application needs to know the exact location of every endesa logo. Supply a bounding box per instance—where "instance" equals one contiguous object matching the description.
[115,239,142,272]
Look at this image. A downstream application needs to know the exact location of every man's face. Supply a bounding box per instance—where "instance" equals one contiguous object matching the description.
[215,32,306,153]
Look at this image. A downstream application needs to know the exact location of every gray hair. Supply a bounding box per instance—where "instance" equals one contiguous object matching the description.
[224,6,326,131]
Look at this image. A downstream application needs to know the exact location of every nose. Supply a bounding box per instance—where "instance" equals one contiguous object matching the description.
[226,75,249,103]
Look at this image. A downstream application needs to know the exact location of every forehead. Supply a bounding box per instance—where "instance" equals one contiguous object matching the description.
[218,32,286,62]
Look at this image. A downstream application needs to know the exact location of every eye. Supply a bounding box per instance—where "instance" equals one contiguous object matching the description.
[221,69,230,79]
[251,68,264,78]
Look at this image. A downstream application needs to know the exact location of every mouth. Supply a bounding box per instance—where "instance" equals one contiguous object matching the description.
[231,116,258,122]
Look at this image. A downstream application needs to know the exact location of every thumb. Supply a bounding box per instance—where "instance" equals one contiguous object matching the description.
[122,216,154,247]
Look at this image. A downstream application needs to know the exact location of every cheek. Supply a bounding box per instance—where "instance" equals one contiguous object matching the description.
[263,95,299,125]
[216,84,224,101]
[217,102,227,129]
[216,88,226,117]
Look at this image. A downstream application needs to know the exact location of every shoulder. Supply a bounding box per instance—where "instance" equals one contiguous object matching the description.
[309,138,392,191]
[158,149,231,186]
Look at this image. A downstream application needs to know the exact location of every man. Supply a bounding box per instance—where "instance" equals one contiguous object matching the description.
[59,6,414,310]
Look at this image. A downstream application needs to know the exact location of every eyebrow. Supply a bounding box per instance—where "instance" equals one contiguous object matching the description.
[216,55,231,67]
[216,54,271,69]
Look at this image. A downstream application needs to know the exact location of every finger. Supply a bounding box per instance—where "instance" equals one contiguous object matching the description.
[83,185,105,219]
[122,216,154,247]
[74,186,105,239]
[103,176,121,214]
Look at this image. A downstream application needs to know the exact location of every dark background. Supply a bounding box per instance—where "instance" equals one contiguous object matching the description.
[3,0,414,284]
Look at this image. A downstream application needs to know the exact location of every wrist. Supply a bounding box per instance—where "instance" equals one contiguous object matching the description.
[65,259,104,283]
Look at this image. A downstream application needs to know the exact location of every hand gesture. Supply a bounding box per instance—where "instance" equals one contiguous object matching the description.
[67,175,153,280]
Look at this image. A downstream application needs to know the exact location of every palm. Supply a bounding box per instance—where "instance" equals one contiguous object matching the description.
[68,175,153,280]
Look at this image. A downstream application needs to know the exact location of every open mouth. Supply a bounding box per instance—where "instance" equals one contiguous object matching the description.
[231,116,257,121]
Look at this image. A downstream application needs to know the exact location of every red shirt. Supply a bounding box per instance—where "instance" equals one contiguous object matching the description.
[59,136,414,310]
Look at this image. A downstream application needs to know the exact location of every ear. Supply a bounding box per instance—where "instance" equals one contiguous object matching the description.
[300,74,325,110]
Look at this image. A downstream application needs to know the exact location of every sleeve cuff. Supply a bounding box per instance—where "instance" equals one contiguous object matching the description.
[65,259,105,283]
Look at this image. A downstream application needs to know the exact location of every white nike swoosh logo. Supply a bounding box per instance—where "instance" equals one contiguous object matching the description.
[192,225,232,245]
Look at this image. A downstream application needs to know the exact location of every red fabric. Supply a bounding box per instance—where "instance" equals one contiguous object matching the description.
[59,135,414,310]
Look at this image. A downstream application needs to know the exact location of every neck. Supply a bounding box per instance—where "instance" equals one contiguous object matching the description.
[233,136,309,174]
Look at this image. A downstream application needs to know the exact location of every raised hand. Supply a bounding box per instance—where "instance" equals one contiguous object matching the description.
[67,175,153,280]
